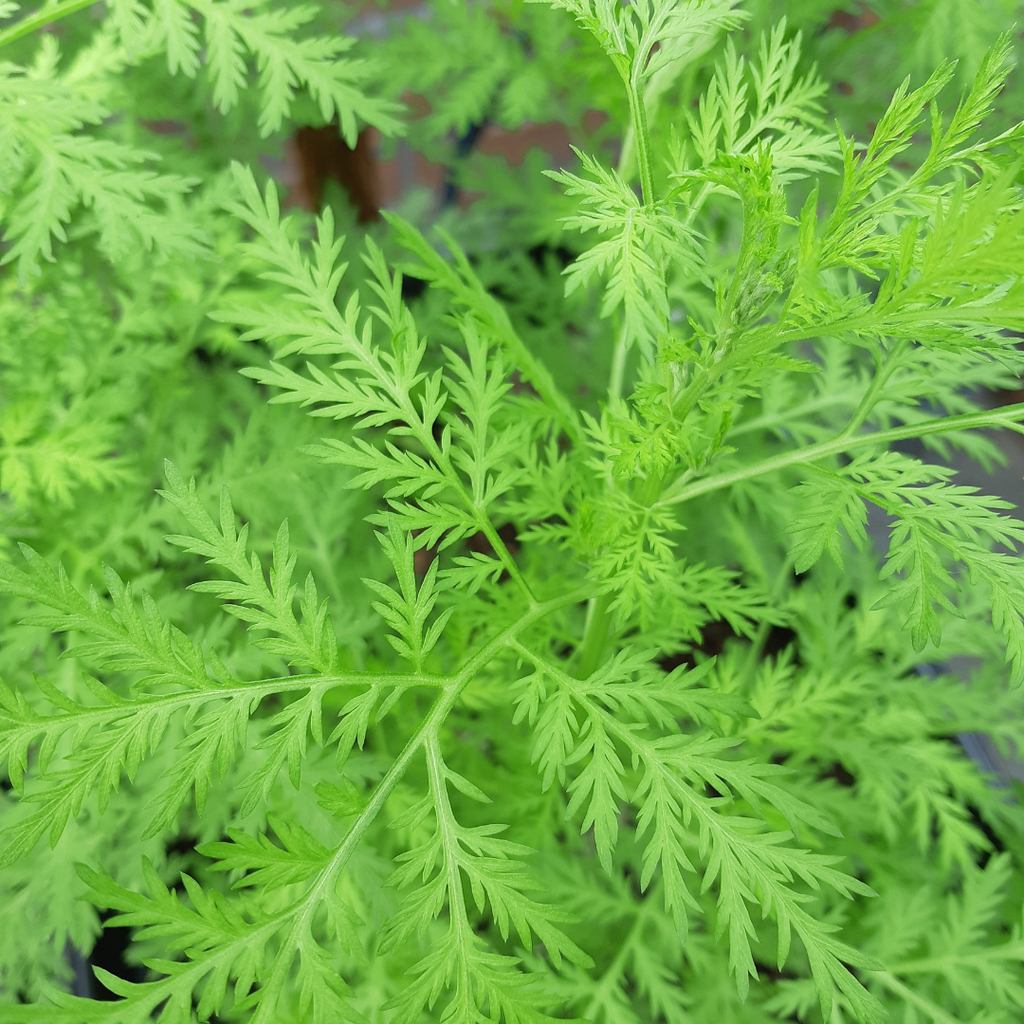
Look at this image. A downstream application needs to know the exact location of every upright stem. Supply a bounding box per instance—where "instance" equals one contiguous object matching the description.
[625,79,655,208]
[610,53,655,208]
[605,59,655,395]
[582,46,672,675]
[577,593,613,679]
[609,321,630,400]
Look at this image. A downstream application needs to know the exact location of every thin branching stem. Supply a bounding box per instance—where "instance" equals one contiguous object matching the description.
[872,972,962,1024]
[0,0,96,49]
[840,337,910,439]
[659,403,1024,507]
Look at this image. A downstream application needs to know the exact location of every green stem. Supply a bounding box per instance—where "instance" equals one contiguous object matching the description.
[682,181,715,226]
[577,593,613,679]
[301,678,461,914]
[424,731,476,1000]
[728,394,859,438]
[627,80,656,207]
[314,589,594,884]
[609,320,630,400]
[626,92,651,209]
[474,515,534,601]
[872,972,964,1024]
[840,337,909,439]
[670,365,712,425]
[659,403,1024,508]
[0,0,96,50]
[584,903,651,1018]
[742,551,795,683]
[610,53,654,208]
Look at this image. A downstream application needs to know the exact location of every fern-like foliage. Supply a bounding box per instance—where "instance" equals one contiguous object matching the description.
[684,20,839,181]
[4,2,1024,1023]
[0,33,203,280]
[0,0,401,278]
[0,476,363,864]
[547,150,706,361]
